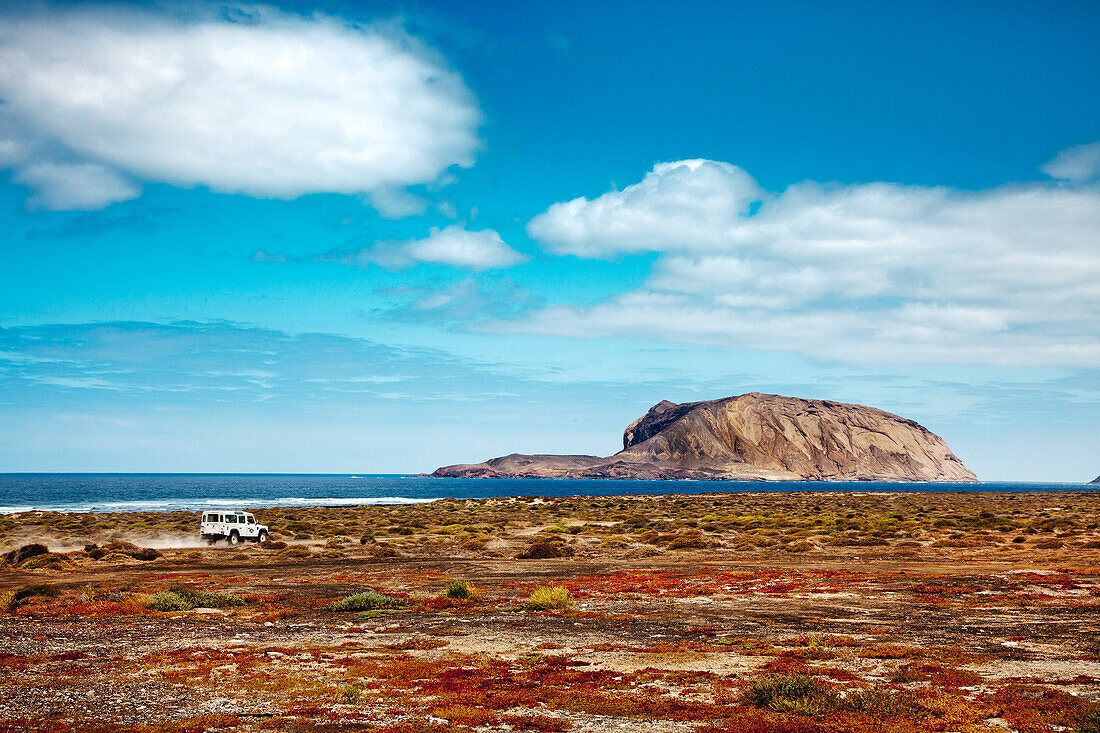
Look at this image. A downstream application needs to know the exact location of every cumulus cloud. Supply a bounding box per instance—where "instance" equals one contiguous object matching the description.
[0,4,480,210]
[327,224,524,270]
[515,157,1100,366]
[527,159,764,256]
[14,162,141,211]
[1042,141,1100,182]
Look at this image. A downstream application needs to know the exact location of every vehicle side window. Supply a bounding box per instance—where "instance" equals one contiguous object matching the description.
[246,516,254,524]
[226,515,236,524]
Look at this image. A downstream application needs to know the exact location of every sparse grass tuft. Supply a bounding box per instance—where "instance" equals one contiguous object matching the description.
[443,580,472,599]
[145,585,245,611]
[743,674,820,710]
[327,589,406,612]
[146,591,192,611]
[524,585,573,611]
[840,687,927,719]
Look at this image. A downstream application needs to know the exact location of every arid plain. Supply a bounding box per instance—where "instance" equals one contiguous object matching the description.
[2,491,1099,733]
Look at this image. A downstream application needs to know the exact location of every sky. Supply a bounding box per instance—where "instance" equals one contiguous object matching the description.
[0,0,1098,480]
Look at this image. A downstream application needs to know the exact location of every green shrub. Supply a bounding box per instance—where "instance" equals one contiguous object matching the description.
[840,687,926,718]
[1078,705,1100,733]
[327,590,406,612]
[743,674,819,709]
[145,585,245,611]
[6,583,59,609]
[183,588,244,609]
[338,682,363,704]
[523,585,573,611]
[147,591,192,611]
[19,553,74,570]
[443,580,471,599]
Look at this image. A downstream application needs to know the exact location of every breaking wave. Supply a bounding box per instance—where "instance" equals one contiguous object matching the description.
[0,496,438,514]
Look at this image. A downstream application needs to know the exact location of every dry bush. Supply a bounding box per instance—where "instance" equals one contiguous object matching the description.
[524,585,573,611]
[668,535,708,550]
[18,552,74,571]
[517,541,573,559]
[369,541,402,558]
[6,583,59,609]
[4,543,48,564]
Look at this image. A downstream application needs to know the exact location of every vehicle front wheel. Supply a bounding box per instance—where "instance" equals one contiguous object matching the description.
[256,530,269,544]
[228,531,240,546]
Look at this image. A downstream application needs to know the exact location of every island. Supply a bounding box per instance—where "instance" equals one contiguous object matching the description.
[433,392,978,482]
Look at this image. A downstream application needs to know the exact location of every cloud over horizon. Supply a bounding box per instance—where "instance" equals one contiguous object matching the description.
[518,156,1100,366]
[0,4,481,210]
[342,224,525,270]
[1042,141,1100,182]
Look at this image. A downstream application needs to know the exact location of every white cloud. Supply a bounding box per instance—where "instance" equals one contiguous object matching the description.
[527,159,764,256]
[367,188,429,219]
[0,4,480,210]
[1042,141,1100,182]
[330,224,524,270]
[14,162,141,211]
[514,157,1100,366]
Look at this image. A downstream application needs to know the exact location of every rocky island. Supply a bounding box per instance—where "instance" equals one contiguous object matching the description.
[434,392,978,482]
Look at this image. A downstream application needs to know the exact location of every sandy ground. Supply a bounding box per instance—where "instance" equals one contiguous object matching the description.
[1,490,1098,732]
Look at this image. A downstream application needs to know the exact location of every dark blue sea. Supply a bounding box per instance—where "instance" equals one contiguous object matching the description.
[0,474,1093,514]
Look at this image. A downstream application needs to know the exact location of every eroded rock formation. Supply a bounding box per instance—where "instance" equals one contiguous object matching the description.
[433,392,978,482]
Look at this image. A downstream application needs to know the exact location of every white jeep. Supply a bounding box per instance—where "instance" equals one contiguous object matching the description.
[200,511,269,545]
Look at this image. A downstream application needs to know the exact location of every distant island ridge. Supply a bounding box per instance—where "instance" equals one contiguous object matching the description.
[433,392,978,482]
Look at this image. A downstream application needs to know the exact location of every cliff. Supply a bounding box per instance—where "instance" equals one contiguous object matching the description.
[432,392,978,482]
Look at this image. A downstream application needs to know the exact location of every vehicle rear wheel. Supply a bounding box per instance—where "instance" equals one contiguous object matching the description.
[257,530,269,544]
[228,531,240,546]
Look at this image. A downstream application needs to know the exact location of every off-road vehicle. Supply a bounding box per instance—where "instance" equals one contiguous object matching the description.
[199,511,269,545]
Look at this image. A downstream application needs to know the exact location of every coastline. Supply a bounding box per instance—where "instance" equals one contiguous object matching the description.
[0,474,1094,515]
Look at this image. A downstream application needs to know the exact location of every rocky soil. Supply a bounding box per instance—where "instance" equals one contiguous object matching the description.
[1,491,1098,732]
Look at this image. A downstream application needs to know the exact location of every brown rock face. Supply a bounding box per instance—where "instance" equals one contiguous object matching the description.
[432,392,978,482]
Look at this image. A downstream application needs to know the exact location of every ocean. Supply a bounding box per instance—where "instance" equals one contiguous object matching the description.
[0,474,1093,514]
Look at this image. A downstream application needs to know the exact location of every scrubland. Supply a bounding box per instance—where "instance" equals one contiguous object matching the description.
[1,491,1099,733]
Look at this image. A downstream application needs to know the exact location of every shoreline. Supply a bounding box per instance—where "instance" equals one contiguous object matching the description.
[1,482,1096,516]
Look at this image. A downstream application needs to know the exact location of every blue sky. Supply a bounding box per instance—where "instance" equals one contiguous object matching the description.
[1,0,1098,479]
